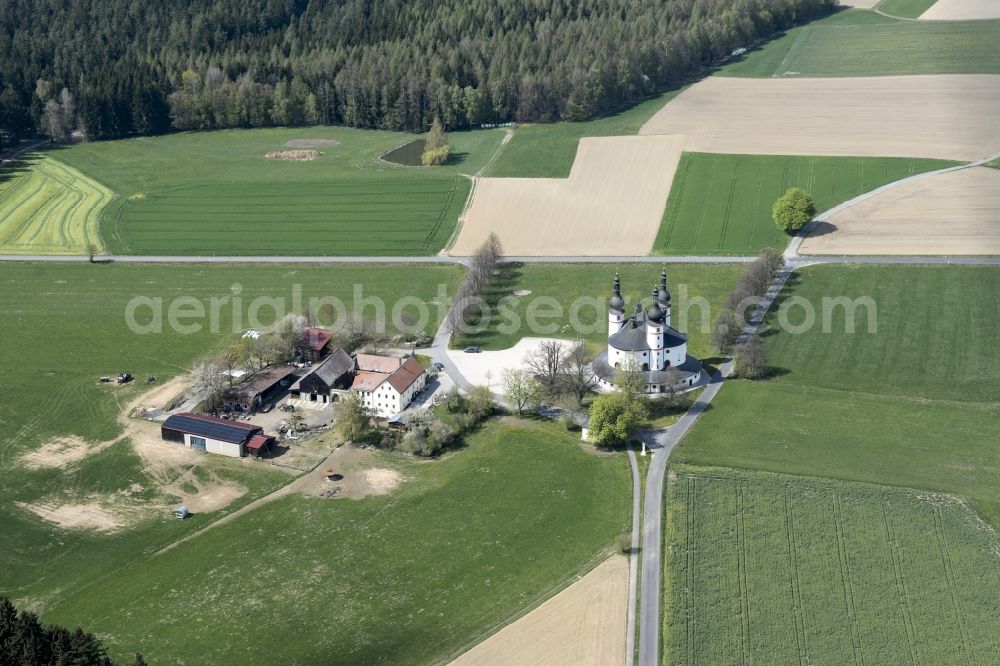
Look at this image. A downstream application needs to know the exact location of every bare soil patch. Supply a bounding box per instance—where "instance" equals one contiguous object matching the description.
[19,436,112,470]
[449,555,628,666]
[17,498,137,533]
[265,149,322,161]
[283,139,340,148]
[640,75,1000,161]
[920,0,1000,20]
[451,135,685,255]
[801,166,1000,255]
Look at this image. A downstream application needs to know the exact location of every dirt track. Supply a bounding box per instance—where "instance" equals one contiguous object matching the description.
[920,0,1000,20]
[450,135,685,256]
[640,75,1000,161]
[800,166,1000,255]
[449,555,628,666]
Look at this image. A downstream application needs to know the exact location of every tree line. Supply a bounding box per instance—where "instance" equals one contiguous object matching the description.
[0,0,835,149]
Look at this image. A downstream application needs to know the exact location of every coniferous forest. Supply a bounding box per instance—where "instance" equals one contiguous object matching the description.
[0,0,834,148]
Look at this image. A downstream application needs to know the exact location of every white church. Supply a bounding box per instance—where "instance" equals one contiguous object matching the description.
[592,269,705,394]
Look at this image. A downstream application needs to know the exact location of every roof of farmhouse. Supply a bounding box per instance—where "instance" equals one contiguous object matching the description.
[291,348,354,390]
[229,365,299,397]
[295,327,332,352]
[350,356,425,393]
[162,413,261,444]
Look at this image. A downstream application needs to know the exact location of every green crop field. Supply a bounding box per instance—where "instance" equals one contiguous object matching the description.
[8,126,506,256]
[719,9,1000,77]
[0,155,112,254]
[43,419,630,664]
[654,154,956,255]
[877,0,940,19]
[450,262,745,357]
[664,466,1000,665]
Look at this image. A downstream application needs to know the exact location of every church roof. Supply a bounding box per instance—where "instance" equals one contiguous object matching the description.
[592,352,703,384]
[608,320,687,352]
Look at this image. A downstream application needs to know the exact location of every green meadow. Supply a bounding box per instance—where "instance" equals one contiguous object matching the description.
[719,9,1000,78]
[665,466,1000,665]
[0,262,633,664]
[11,127,506,256]
[0,262,461,602]
[654,154,956,255]
[44,419,630,665]
[450,262,746,357]
[675,265,1000,520]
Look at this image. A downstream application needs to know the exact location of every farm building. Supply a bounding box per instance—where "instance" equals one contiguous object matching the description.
[223,365,299,413]
[294,327,333,362]
[352,355,427,417]
[289,348,355,404]
[161,413,272,458]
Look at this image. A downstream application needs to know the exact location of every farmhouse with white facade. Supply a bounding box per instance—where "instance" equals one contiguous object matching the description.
[593,269,705,394]
[351,354,427,417]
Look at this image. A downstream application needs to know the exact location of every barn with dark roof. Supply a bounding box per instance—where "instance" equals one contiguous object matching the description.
[161,413,272,458]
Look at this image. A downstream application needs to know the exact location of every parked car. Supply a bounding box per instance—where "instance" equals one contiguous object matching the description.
[432,362,445,371]
[260,403,274,414]
[463,346,481,353]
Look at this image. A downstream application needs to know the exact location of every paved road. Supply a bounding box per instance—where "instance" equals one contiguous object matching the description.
[635,268,791,666]
[625,447,640,666]
[0,253,759,264]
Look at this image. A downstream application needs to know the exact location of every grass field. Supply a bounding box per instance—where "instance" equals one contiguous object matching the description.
[484,90,684,179]
[0,262,461,602]
[664,465,1000,665]
[0,156,112,254]
[450,263,745,357]
[766,265,1000,402]
[653,154,957,255]
[18,127,506,256]
[674,265,1000,523]
[876,0,939,18]
[44,419,630,664]
[718,9,1000,77]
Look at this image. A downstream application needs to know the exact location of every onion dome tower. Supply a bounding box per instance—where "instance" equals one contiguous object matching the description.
[608,273,626,338]
[658,267,672,327]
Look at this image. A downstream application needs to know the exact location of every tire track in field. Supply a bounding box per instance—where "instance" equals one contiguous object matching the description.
[746,161,765,249]
[783,486,808,666]
[734,482,751,666]
[691,156,719,250]
[686,475,697,666]
[833,495,864,666]
[716,157,741,251]
[933,506,978,666]
[882,501,921,665]
[662,156,693,249]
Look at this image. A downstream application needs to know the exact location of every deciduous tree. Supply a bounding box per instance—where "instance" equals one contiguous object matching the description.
[772,187,817,232]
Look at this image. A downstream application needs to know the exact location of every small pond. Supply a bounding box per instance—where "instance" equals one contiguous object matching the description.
[381,139,426,166]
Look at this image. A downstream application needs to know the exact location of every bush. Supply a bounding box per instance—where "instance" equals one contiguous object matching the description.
[562,413,576,431]
[772,187,816,232]
[617,533,633,554]
[466,385,495,423]
[445,386,465,413]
